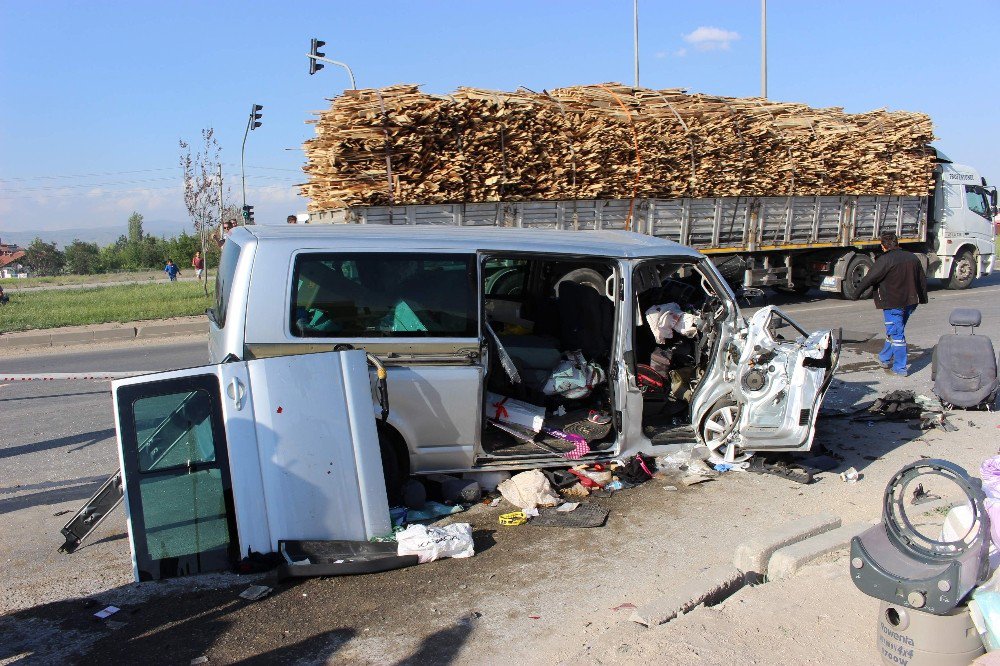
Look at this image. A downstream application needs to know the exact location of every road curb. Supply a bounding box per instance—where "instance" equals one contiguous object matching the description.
[630,564,745,627]
[733,512,842,577]
[0,319,205,351]
[766,521,875,580]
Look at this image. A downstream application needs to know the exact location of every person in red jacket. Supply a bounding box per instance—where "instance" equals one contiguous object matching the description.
[852,230,928,376]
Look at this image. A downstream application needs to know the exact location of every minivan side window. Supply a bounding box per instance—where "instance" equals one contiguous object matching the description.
[290,253,478,338]
[211,239,242,328]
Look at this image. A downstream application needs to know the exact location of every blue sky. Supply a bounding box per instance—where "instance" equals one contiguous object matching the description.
[1,0,997,237]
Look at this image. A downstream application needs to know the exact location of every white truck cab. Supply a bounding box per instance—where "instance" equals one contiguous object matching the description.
[192,225,841,485]
[929,159,998,288]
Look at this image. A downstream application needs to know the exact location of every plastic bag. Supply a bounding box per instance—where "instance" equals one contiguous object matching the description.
[543,351,606,399]
[982,456,1000,549]
[497,469,561,511]
[396,523,475,564]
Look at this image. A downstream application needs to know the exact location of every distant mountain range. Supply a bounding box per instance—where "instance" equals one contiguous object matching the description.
[1,219,192,248]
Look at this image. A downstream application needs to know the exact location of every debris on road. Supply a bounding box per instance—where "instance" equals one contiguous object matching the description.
[839,467,860,483]
[93,605,120,619]
[396,523,475,563]
[498,469,562,511]
[238,585,272,602]
[530,503,609,528]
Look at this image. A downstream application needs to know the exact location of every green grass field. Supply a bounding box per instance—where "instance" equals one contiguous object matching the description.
[0,282,214,333]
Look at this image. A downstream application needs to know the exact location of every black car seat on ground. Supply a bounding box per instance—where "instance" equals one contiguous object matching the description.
[932,308,999,408]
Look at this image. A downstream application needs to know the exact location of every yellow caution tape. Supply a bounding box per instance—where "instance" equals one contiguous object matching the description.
[498,511,527,526]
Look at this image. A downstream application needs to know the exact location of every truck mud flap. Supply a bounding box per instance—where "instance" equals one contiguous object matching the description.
[276,540,419,580]
[58,472,124,553]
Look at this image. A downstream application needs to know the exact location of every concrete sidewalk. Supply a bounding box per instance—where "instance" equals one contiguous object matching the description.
[0,315,207,351]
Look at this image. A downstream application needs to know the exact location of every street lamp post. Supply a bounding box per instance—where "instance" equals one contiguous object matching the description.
[761,0,767,98]
[633,0,640,89]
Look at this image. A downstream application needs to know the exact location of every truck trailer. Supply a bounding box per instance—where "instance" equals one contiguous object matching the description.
[308,154,996,298]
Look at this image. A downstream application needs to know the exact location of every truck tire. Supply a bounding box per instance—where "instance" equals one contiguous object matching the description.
[841,254,874,300]
[946,250,975,290]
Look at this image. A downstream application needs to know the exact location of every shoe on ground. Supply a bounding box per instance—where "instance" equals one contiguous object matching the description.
[891,369,908,377]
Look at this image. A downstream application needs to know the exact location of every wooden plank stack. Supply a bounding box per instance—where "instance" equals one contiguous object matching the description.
[301,84,936,210]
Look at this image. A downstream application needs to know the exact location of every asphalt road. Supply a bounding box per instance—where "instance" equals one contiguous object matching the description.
[2,273,1000,664]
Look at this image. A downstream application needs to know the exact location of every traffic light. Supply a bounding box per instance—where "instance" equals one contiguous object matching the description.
[309,38,326,75]
[251,104,263,130]
[242,205,254,223]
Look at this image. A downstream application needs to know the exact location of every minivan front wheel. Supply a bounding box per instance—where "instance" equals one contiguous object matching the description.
[700,399,750,462]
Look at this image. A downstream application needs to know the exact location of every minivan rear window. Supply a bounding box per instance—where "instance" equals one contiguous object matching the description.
[211,239,242,328]
[290,253,478,338]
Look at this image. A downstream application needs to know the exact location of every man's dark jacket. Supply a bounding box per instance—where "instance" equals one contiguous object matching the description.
[853,248,928,309]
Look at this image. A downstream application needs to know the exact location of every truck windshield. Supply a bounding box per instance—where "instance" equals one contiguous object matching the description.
[290,252,478,338]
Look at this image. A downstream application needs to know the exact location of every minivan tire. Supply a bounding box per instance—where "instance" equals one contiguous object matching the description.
[554,267,606,296]
[377,425,409,506]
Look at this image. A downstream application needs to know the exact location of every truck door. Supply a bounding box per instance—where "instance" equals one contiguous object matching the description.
[112,350,390,581]
[706,307,840,460]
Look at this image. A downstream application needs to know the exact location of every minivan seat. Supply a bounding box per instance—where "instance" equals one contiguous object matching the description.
[932,308,999,408]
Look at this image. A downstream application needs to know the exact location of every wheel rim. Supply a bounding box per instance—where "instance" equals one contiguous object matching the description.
[702,403,750,462]
[955,256,973,283]
[849,263,869,290]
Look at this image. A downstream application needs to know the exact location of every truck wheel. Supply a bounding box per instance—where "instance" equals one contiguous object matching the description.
[946,250,975,290]
[841,255,874,300]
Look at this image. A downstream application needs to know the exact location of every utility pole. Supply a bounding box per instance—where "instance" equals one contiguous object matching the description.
[633,0,640,89]
[761,0,768,98]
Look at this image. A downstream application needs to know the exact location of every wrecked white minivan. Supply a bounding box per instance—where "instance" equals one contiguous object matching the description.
[208,225,839,473]
[109,224,840,577]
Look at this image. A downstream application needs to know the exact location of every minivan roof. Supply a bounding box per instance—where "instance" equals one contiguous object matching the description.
[243,224,704,259]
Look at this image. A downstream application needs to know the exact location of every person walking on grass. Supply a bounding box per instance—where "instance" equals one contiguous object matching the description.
[851,230,928,376]
[0,285,8,305]
[164,259,180,282]
[191,251,204,279]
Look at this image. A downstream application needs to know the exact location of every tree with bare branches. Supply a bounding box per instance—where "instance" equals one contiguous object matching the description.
[180,128,222,295]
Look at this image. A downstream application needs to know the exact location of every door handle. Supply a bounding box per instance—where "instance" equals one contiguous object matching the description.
[226,377,246,411]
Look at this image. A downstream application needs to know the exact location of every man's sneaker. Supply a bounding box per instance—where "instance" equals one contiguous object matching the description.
[878,361,892,370]
[891,369,908,377]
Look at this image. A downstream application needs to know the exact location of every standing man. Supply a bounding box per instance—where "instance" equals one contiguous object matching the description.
[191,251,204,279]
[164,259,180,282]
[852,230,928,376]
[287,214,298,224]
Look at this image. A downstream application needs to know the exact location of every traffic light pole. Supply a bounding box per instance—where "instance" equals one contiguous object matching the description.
[306,54,357,90]
[240,107,252,214]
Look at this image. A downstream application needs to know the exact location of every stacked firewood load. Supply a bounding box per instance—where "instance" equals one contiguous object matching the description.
[301,83,935,210]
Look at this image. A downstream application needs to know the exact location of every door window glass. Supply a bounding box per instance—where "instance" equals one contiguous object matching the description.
[138,469,232,561]
[484,258,529,297]
[211,237,242,328]
[135,391,216,472]
[290,253,478,337]
[965,185,991,220]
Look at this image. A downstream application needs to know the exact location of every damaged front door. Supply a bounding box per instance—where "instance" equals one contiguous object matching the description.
[706,306,840,460]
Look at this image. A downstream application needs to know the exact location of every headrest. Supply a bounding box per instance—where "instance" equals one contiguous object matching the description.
[950,308,982,327]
